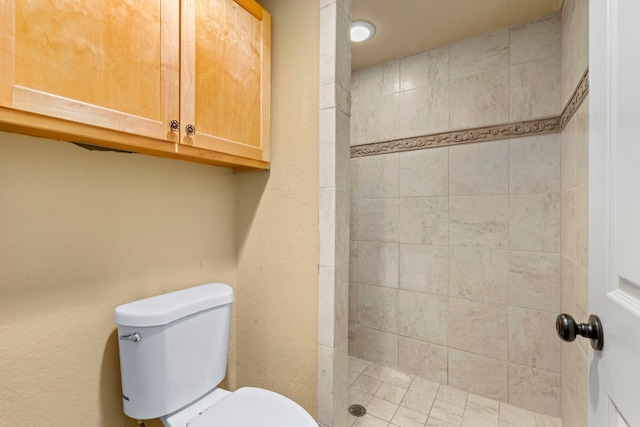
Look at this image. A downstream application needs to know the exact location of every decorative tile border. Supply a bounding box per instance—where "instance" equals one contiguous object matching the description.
[559,68,589,129]
[351,69,589,158]
[350,117,561,157]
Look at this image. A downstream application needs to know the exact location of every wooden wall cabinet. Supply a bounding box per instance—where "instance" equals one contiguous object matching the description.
[0,0,270,171]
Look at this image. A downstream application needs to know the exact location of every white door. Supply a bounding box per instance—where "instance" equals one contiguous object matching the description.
[589,0,640,426]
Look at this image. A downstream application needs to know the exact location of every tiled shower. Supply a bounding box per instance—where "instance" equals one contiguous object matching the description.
[347,1,589,425]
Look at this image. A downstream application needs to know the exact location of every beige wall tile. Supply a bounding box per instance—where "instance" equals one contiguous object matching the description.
[509,251,561,312]
[510,15,561,65]
[560,256,576,314]
[351,154,399,199]
[510,135,561,194]
[319,187,351,266]
[449,247,509,305]
[358,284,398,333]
[575,97,589,185]
[319,81,350,113]
[350,241,358,282]
[561,116,577,191]
[333,337,350,420]
[508,364,560,417]
[319,343,348,426]
[509,193,561,252]
[448,297,508,359]
[448,349,508,402]
[354,198,399,242]
[561,0,589,107]
[399,244,449,295]
[354,60,399,101]
[560,340,588,427]
[348,323,358,356]
[400,82,450,138]
[450,29,509,79]
[358,241,399,288]
[349,281,358,327]
[450,68,510,130]
[334,3,351,93]
[351,93,400,145]
[399,197,449,245]
[575,265,589,327]
[508,307,560,373]
[399,290,448,345]
[400,46,450,91]
[318,265,349,348]
[561,189,576,259]
[336,188,351,266]
[449,195,509,248]
[449,141,509,196]
[399,147,449,197]
[319,3,338,87]
[399,336,448,384]
[356,326,399,368]
[350,198,360,241]
[510,55,561,121]
[319,108,351,189]
[575,183,589,268]
[318,344,336,424]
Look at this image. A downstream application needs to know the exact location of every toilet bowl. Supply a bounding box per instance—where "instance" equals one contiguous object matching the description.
[162,387,316,427]
[114,283,317,427]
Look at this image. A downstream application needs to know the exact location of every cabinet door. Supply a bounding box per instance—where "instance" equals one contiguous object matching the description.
[181,0,271,162]
[0,0,179,141]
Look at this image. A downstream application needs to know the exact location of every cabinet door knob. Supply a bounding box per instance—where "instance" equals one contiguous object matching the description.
[169,120,180,131]
[185,124,196,136]
[556,313,604,351]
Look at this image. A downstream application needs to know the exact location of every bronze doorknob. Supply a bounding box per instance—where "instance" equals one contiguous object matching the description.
[556,313,604,351]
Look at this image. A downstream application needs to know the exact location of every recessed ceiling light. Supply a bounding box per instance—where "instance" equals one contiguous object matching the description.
[351,21,375,43]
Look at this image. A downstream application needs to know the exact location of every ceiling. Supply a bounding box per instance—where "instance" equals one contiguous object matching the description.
[351,0,564,71]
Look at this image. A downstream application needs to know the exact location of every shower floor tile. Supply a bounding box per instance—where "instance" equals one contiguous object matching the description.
[347,357,562,427]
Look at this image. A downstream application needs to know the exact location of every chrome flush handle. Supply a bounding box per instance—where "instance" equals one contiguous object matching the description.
[119,332,142,342]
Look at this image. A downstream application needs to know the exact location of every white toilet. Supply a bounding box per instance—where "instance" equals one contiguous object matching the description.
[114,283,317,427]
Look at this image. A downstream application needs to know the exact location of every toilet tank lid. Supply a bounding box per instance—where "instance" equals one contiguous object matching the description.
[114,283,234,327]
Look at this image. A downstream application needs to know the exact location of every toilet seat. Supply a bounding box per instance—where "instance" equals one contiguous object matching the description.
[189,387,317,427]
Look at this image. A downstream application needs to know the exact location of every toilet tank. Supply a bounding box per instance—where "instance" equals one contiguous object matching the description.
[114,283,234,420]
